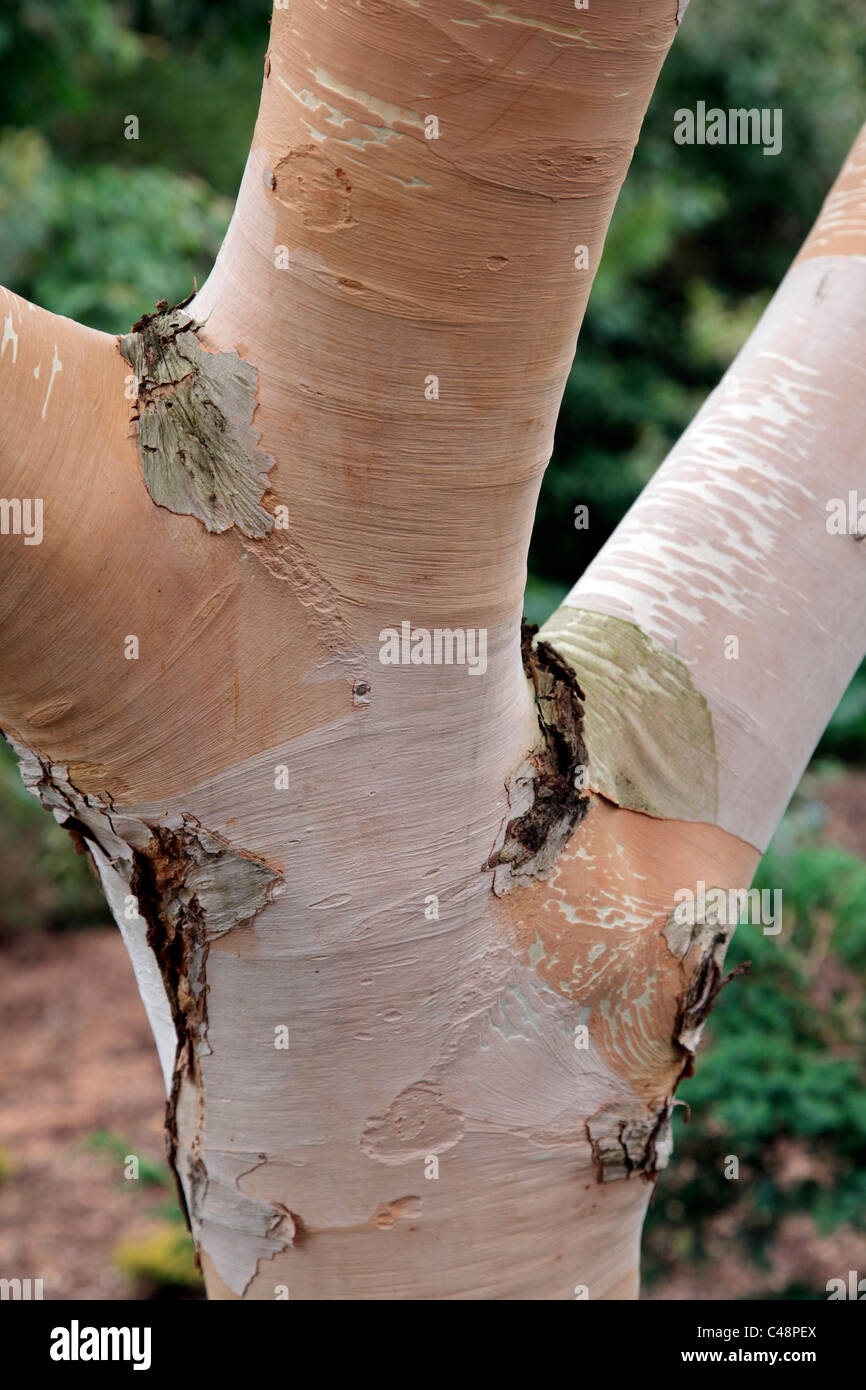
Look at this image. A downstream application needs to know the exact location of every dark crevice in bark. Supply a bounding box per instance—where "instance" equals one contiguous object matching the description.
[586,916,752,1185]
[586,1100,675,1184]
[128,828,210,1234]
[1,730,282,1238]
[120,819,281,1235]
[486,620,590,888]
[672,947,751,1084]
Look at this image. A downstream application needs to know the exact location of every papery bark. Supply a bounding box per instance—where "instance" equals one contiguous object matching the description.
[1,3,864,1300]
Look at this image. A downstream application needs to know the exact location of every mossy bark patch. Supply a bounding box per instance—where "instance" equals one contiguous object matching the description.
[539,605,718,823]
[119,298,274,539]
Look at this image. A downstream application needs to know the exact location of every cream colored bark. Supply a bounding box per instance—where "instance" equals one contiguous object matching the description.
[0,3,863,1300]
[544,127,866,851]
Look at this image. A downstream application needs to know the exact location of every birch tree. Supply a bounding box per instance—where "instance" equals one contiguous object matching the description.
[1,0,864,1299]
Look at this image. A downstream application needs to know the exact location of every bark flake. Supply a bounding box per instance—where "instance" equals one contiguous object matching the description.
[664,900,751,1077]
[1,730,282,1238]
[118,295,274,539]
[486,621,590,893]
[586,1099,674,1183]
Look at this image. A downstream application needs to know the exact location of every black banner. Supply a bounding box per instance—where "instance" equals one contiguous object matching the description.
[0,1295,860,1377]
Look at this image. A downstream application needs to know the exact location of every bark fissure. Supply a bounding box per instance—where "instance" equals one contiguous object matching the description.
[487,621,590,892]
[586,1099,674,1183]
[127,826,215,1225]
[664,903,751,1080]
[585,900,752,1185]
[1,731,282,1244]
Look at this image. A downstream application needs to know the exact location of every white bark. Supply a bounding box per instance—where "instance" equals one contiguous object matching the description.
[1,6,864,1302]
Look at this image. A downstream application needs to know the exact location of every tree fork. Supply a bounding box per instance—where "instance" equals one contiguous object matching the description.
[0,2,864,1299]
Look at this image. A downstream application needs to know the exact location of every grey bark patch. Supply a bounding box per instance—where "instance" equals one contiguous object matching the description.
[538,606,718,823]
[486,622,590,893]
[186,1146,293,1297]
[119,296,274,539]
[1,730,283,1237]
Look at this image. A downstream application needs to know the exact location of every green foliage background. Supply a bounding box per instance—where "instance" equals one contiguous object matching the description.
[0,0,864,1298]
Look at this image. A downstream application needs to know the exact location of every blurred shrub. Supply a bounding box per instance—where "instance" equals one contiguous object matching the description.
[85,1130,174,1189]
[114,1225,202,1292]
[532,2,866,661]
[818,662,866,763]
[0,739,109,937]
[523,576,569,627]
[0,0,262,332]
[643,810,866,1295]
[0,127,232,332]
[86,1128,203,1294]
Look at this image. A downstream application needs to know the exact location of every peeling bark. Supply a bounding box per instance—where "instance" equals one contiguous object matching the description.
[587,1100,674,1183]
[1,1,864,1302]
[486,622,590,892]
[664,899,751,1078]
[119,296,274,539]
[1,729,283,1279]
[127,819,281,1228]
[584,893,750,1185]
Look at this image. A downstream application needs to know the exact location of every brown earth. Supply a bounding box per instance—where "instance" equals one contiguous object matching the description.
[0,928,200,1300]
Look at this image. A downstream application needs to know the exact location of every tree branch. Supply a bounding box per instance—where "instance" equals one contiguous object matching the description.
[542,122,866,851]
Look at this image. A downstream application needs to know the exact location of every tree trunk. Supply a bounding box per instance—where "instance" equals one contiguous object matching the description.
[1,2,864,1299]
